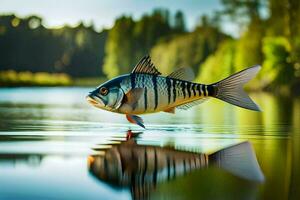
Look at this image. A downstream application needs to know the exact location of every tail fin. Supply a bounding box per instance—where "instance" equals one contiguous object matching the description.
[213,65,261,111]
[209,141,264,182]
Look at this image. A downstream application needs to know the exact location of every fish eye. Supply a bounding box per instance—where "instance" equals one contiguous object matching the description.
[99,87,108,96]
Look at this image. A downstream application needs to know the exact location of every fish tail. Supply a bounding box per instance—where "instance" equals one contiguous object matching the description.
[208,141,264,182]
[212,65,261,111]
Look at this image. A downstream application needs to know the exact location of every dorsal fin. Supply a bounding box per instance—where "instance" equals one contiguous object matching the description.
[167,67,195,81]
[131,55,161,75]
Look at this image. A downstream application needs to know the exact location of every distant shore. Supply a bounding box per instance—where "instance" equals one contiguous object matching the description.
[0,70,106,87]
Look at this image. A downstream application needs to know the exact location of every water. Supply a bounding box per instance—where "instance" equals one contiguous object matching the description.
[0,87,299,200]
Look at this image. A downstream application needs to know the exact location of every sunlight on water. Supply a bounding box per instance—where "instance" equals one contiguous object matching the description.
[0,87,299,200]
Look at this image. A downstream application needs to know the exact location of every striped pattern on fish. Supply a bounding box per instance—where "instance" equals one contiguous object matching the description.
[119,73,214,114]
[87,55,261,128]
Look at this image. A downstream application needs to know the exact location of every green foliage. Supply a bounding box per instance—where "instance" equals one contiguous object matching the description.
[266,0,289,37]
[151,33,200,75]
[73,77,106,87]
[221,0,262,25]
[1,1,300,91]
[103,9,175,78]
[234,19,264,71]
[261,37,293,86]
[0,70,72,86]
[103,16,135,78]
[199,0,300,92]
[0,15,107,78]
[196,40,236,84]
[151,19,229,75]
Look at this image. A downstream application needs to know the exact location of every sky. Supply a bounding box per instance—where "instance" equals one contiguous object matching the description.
[0,0,238,36]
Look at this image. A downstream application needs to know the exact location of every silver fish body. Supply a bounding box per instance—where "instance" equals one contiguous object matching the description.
[87,55,261,128]
[117,73,214,114]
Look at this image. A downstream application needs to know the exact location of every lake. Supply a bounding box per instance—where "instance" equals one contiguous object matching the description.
[0,87,299,200]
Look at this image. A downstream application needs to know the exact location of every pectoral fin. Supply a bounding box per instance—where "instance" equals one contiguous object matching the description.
[126,114,145,129]
[123,88,144,109]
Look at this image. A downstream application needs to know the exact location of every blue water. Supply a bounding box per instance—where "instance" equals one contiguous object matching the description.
[0,87,299,200]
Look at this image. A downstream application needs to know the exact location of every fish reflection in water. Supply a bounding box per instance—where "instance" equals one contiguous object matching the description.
[88,133,264,200]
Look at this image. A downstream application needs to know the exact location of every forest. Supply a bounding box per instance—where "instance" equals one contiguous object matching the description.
[0,0,299,95]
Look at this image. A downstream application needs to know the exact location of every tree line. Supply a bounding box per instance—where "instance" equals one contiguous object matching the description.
[0,0,300,93]
[0,15,107,77]
[197,0,300,94]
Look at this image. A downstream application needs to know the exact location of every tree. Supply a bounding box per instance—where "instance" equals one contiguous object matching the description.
[196,40,236,84]
[0,15,107,77]
[103,16,135,78]
[151,15,229,75]
[174,11,186,33]
[103,10,175,78]
[220,0,265,70]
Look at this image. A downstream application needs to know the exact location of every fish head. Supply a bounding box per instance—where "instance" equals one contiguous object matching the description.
[86,76,125,111]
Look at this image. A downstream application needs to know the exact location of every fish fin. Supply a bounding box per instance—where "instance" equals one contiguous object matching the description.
[167,67,195,81]
[209,141,264,182]
[213,65,261,111]
[163,107,175,114]
[176,98,209,110]
[126,114,145,129]
[125,130,143,141]
[123,88,144,107]
[131,55,161,75]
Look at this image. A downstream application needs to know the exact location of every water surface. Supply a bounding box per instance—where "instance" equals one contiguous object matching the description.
[0,87,299,200]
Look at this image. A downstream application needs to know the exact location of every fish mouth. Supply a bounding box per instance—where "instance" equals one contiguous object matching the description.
[86,95,105,107]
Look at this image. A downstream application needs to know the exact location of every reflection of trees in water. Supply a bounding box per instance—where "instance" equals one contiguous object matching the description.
[289,134,300,199]
[0,102,88,131]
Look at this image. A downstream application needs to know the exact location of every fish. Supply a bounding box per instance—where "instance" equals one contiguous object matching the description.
[88,138,264,199]
[86,55,261,128]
